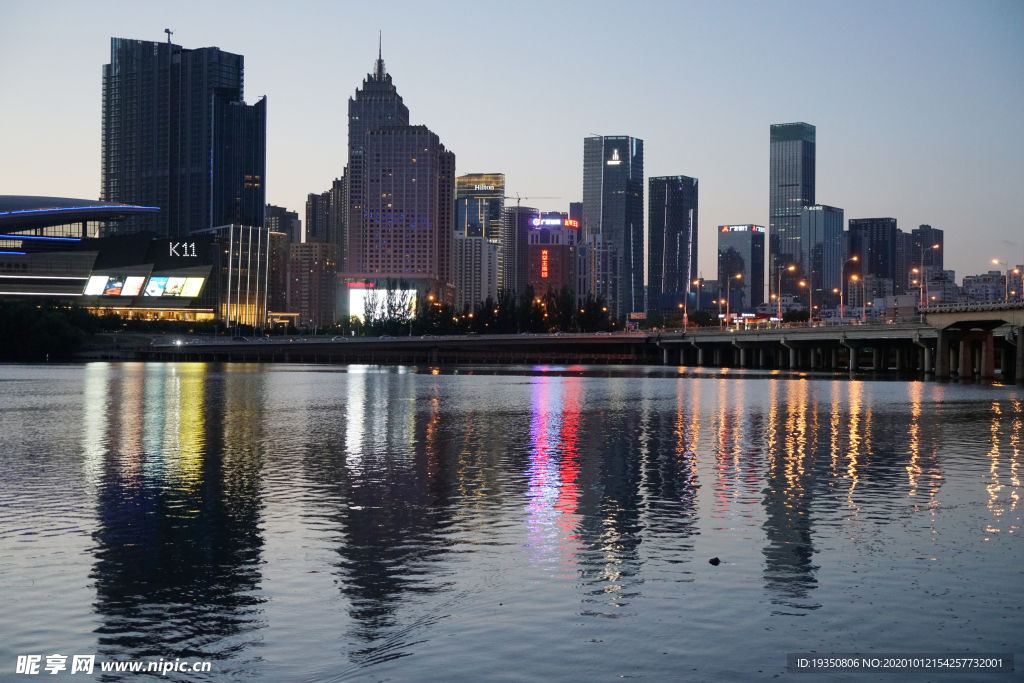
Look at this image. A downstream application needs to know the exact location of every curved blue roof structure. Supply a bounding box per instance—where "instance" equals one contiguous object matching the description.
[0,196,159,232]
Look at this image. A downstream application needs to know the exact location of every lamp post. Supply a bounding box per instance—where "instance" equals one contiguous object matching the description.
[918,244,939,305]
[833,288,841,326]
[777,264,795,326]
[840,255,858,320]
[851,274,866,322]
[726,273,742,330]
[992,259,1010,300]
[798,280,812,326]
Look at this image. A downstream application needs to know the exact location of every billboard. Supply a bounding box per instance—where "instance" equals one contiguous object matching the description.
[349,287,417,322]
[120,276,146,297]
[145,277,168,296]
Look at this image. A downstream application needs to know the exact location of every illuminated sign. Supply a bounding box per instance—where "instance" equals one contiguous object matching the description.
[721,225,766,233]
[607,149,622,166]
[168,242,198,257]
[474,185,495,191]
[530,218,568,227]
[145,277,168,296]
[541,250,549,278]
[564,219,579,228]
[180,278,205,297]
[120,276,146,297]
[163,277,187,296]
[349,288,417,322]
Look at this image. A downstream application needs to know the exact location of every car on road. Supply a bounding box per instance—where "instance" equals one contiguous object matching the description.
[231,336,248,342]
[330,336,348,341]
[595,331,612,336]
[519,332,537,336]
[379,335,395,340]
[256,337,272,343]
[421,334,435,339]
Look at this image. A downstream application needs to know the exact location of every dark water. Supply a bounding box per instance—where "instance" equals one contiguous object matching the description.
[1,363,1021,682]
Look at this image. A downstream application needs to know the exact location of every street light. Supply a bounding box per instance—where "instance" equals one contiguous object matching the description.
[918,244,939,307]
[777,265,796,325]
[851,274,866,322]
[840,255,858,319]
[798,280,812,326]
[992,259,1013,300]
[726,273,742,330]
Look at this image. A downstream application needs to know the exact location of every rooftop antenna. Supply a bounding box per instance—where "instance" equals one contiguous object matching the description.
[164,28,173,44]
[379,30,382,60]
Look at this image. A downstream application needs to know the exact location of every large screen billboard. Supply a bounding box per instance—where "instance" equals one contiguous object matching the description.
[349,287,417,322]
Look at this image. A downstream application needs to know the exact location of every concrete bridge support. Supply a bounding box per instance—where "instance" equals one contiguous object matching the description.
[739,347,747,367]
[759,348,768,368]
[958,339,973,379]
[872,347,883,371]
[831,348,839,369]
[936,329,950,379]
[714,349,722,366]
[697,346,705,366]
[981,331,996,380]
[789,347,798,369]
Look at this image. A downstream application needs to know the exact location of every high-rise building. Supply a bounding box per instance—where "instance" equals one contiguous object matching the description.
[329,174,347,269]
[576,234,618,309]
[453,235,499,311]
[101,37,266,237]
[895,229,913,294]
[848,217,898,282]
[288,242,337,328]
[354,125,455,288]
[501,206,539,297]
[647,176,698,315]
[347,48,410,276]
[569,202,583,226]
[527,216,579,297]
[717,225,765,312]
[305,191,331,243]
[455,174,505,238]
[582,135,644,318]
[769,123,815,297]
[911,224,944,276]
[265,205,300,244]
[798,205,844,309]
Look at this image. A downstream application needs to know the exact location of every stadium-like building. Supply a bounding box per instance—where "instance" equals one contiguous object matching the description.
[0,196,290,325]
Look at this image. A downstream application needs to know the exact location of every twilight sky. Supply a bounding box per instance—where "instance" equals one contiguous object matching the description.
[1,0,1022,281]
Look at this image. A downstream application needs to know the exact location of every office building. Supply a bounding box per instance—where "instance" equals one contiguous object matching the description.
[576,233,618,308]
[101,37,266,237]
[769,123,815,296]
[911,224,944,276]
[848,217,899,286]
[346,47,410,276]
[266,205,301,244]
[648,176,699,314]
[453,235,499,311]
[500,206,539,297]
[305,191,331,243]
[352,125,455,290]
[289,242,337,328]
[456,174,505,239]
[798,205,844,309]
[848,274,893,309]
[582,135,644,318]
[569,202,583,226]
[329,174,348,269]
[717,225,765,312]
[527,215,579,297]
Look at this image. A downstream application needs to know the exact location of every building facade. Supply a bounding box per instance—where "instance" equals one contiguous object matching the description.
[453,234,499,311]
[305,191,331,243]
[346,50,410,277]
[527,216,579,297]
[582,135,644,319]
[576,234,617,308]
[455,174,505,239]
[501,206,539,297]
[911,224,944,277]
[848,217,899,283]
[717,225,765,313]
[101,38,266,237]
[769,123,815,297]
[798,205,844,309]
[648,176,698,315]
[265,205,301,244]
[288,242,337,328]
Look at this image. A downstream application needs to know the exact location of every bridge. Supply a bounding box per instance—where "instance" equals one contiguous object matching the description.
[139,301,1024,383]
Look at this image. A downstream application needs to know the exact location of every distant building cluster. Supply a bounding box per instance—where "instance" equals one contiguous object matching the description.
[0,35,1019,328]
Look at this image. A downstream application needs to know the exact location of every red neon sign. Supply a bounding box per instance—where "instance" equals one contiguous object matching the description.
[564,219,579,228]
[541,250,549,278]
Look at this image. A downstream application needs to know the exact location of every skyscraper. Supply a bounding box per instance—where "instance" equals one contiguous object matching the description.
[769,123,815,296]
[305,191,330,243]
[911,224,944,274]
[453,234,499,311]
[455,174,505,238]
[288,242,337,328]
[329,174,347,268]
[717,225,765,312]
[265,204,300,243]
[101,37,266,237]
[848,217,898,282]
[346,47,410,275]
[355,125,455,288]
[582,136,644,318]
[798,205,844,309]
[501,206,539,297]
[647,176,698,314]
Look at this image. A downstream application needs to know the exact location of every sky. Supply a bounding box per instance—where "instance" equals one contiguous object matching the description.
[1,0,1022,282]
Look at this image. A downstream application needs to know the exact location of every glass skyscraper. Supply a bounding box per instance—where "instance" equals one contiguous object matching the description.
[582,136,644,318]
[798,205,844,309]
[455,174,505,239]
[769,123,815,296]
[647,176,698,314]
[101,37,266,237]
[717,225,765,312]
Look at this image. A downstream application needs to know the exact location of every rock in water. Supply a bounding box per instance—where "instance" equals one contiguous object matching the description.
[708,557,721,566]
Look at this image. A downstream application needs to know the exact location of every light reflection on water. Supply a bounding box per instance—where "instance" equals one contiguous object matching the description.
[0,363,1021,682]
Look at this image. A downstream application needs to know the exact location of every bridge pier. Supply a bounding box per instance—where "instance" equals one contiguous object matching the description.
[738,347,747,367]
[936,329,950,379]
[872,347,883,371]
[981,331,995,380]
[697,346,706,366]
[957,338,973,379]
[759,348,768,368]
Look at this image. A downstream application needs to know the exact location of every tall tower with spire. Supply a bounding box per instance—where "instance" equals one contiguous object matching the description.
[346,40,410,272]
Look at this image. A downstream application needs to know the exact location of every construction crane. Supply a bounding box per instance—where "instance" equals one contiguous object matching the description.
[502,193,560,208]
